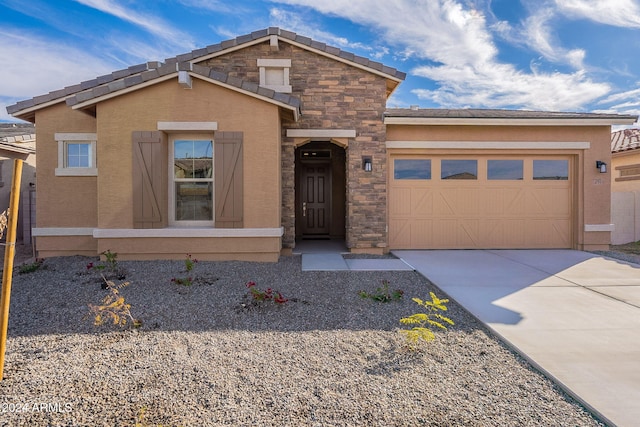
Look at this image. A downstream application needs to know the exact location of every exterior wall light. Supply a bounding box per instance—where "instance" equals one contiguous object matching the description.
[362,156,372,172]
[596,161,607,173]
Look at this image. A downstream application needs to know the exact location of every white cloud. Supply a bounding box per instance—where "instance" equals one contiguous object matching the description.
[72,0,196,50]
[520,6,586,69]
[272,0,610,110]
[555,0,640,27]
[0,30,117,120]
[0,30,115,98]
[268,8,376,53]
[599,86,640,104]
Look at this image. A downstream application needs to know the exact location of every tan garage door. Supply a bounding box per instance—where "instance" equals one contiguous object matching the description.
[389,155,573,249]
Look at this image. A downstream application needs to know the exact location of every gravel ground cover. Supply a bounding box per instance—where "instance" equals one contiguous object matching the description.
[0,254,604,426]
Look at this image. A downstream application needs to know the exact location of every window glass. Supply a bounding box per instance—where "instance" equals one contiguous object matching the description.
[66,143,91,168]
[488,160,523,180]
[175,182,213,221]
[174,140,213,179]
[173,140,214,223]
[394,159,431,180]
[441,159,477,180]
[533,160,569,180]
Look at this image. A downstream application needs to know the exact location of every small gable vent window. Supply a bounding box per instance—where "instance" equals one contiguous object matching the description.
[257,59,292,93]
[54,133,97,176]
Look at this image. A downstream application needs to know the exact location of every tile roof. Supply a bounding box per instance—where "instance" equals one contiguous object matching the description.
[385,108,638,121]
[0,133,36,155]
[6,27,404,119]
[611,128,640,153]
[64,62,301,112]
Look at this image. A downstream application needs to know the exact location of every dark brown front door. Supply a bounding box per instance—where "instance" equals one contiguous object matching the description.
[300,163,331,236]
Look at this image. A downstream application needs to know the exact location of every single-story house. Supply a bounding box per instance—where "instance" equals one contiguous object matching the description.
[6,27,638,261]
[0,130,37,243]
[611,128,640,244]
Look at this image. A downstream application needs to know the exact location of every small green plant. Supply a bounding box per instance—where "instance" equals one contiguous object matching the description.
[86,250,123,280]
[18,258,44,274]
[102,249,118,271]
[88,275,142,328]
[184,253,197,272]
[400,292,454,348]
[246,281,288,304]
[171,254,198,286]
[359,280,404,302]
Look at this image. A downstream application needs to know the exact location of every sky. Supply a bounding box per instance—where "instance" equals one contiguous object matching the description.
[1,0,640,125]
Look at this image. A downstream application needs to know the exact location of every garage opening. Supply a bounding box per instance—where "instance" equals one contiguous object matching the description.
[389,155,573,249]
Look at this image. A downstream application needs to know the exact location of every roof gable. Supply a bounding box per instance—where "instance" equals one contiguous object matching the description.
[65,61,301,121]
[6,27,404,122]
[176,27,405,82]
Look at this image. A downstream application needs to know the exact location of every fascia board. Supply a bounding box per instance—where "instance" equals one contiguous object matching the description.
[70,74,176,110]
[384,117,639,126]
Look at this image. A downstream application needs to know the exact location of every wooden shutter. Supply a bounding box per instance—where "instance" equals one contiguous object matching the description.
[214,131,243,228]
[132,131,167,229]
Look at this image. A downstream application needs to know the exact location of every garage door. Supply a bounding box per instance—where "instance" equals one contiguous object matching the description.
[389,155,573,249]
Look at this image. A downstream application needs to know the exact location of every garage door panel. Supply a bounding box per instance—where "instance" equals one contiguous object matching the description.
[412,188,433,217]
[390,155,573,249]
[436,188,479,216]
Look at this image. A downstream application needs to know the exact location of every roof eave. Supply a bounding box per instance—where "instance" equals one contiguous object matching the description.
[189,73,300,121]
[69,71,301,122]
[8,98,69,123]
[384,117,639,126]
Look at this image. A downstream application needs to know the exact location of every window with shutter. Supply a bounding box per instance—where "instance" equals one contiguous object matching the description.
[169,137,214,226]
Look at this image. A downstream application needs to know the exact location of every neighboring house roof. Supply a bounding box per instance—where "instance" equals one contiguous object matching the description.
[384,108,638,126]
[6,27,405,122]
[0,133,36,156]
[611,128,640,153]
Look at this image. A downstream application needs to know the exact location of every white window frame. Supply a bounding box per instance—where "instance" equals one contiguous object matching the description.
[257,59,292,93]
[54,133,97,176]
[168,134,215,227]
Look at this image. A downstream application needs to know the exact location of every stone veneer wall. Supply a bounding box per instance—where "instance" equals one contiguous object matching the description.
[197,40,390,252]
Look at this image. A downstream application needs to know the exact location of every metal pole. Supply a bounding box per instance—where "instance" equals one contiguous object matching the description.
[0,159,23,380]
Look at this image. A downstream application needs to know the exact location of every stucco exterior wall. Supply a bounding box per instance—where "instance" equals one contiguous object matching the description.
[385,124,613,250]
[199,41,390,252]
[95,77,282,230]
[34,103,98,229]
[611,150,640,244]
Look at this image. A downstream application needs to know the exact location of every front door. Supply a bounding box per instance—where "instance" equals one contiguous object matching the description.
[300,163,331,236]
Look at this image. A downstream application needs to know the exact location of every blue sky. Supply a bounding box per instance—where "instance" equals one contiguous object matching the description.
[1,0,640,124]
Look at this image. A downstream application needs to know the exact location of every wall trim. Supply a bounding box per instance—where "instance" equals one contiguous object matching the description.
[93,227,284,238]
[584,224,615,232]
[32,227,95,236]
[157,121,218,131]
[386,141,591,150]
[287,129,356,138]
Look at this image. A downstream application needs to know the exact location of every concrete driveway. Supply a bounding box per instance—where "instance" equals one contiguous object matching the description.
[393,250,640,427]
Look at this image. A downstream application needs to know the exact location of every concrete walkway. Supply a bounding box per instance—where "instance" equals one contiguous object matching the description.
[393,249,640,427]
[301,253,414,271]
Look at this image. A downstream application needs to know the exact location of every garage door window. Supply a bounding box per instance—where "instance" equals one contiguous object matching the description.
[488,160,523,180]
[394,159,431,179]
[442,159,477,180]
[533,160,569,180]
